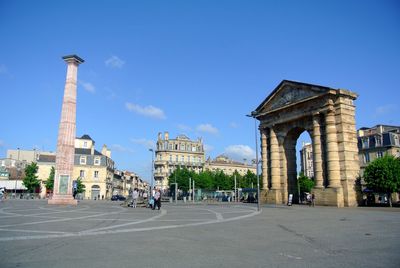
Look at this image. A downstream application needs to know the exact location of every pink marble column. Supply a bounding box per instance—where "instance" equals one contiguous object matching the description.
[48,55,84,205]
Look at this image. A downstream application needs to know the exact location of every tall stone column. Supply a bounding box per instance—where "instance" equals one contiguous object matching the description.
[270,128,280,190]
[260,128,269,190]
[312,114,324,188]
[325,109,341,188]
[49,55,84,205]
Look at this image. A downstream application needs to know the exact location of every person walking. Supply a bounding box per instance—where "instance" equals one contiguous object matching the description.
[311,193,315,207]
[153,189,161,210]
[131,188,139,208]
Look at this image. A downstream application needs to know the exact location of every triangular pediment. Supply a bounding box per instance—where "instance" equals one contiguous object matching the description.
[255,80,333,114]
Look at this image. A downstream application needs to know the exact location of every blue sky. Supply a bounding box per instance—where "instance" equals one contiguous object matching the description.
[0,0,399,181]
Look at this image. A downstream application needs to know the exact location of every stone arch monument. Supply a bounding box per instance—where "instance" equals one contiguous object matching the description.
[253,80,359,207]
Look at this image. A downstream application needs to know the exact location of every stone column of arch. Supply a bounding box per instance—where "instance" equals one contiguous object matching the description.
[325,109,341,188]
[312,114,324,188]
[280,135,288,204]
[260,128,269,190]
[270,128,281,190]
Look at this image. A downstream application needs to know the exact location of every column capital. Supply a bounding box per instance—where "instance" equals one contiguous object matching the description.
[62,55,85,65]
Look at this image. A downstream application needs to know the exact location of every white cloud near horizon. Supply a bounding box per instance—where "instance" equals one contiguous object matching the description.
[125,102,166,120]
[177,124,192,132]
[374,104,397,118]
[196,123,219,135]
[229,122,239,128]
[204,144,214,152]
[105,55,125,68]
[131,138,155,149]
[224,145,255,162]
[80,81,95,93]
[0,64,7,74]
[110,144,134,153]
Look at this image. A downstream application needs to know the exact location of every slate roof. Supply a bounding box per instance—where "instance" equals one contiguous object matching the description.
[74,148,102,155]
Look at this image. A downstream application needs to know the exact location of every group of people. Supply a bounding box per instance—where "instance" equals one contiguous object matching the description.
[130,188,161,210]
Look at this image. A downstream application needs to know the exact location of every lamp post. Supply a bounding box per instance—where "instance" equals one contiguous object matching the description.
[149,148,154,197]
[15,147,20,198]
[246,113,261,212]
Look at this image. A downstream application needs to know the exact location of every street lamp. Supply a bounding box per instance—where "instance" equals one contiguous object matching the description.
[246,113,261,212]
[15,147,20,197]
[149,148,154,197]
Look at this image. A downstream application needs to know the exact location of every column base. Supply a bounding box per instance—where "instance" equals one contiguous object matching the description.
[312,187,344,207]
[264,189,283,205]
[48,194,78,206]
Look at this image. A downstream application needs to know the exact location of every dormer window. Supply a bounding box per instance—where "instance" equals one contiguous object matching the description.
[375,135,382,147]
[80,156,87,165]
[362,138,369,149]
[94,157,100,165]
[394,135,400,146]
[83,141,88,148]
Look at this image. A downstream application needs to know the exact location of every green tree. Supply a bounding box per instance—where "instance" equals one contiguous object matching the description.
[23,162,40,193]
[298,172,315,194]
[45,166,55,193]
[75,178,85,194]
[364,155,400,207]
[242,170,257,188]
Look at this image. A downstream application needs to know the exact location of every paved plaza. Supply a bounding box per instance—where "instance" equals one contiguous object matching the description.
[1,200,399,268]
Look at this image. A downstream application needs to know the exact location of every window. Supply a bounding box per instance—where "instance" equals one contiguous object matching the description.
[188,156,191,163]
[169,144,173,150]
[180,144,185,151]
[83,141,88,148]
[376,151,384,158]
[181,155,184,162]
[94,157,100,165]
[375,136,382,147]
[80,170,85,178]
[363,153,370,164]
[80,156,86,165]
[394,135,400,146]
[158,154,161,160]
[94,171,99,178]
[169,155,172,162]
[175,144,178,150]
[192,146,196,152]
[175,155,178,162]
[362,138,369,149]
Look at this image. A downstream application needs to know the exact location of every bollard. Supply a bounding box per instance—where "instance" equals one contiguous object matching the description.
[183,196,186,203]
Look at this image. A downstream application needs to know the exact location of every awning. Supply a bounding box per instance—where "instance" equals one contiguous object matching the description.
[0,180,27,190]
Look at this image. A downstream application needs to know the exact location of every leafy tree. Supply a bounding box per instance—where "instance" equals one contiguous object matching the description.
[298,172,315,194]
[45,166,55,193]
[75,178,85,194]
[169,167,196,191]
[242,170,257,188]
[23,162,40,193]
[364,155,400,207]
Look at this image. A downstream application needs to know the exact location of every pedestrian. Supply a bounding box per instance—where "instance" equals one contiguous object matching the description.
[153,189,161,210]
[311,193,315,207]
[131,188,139,208]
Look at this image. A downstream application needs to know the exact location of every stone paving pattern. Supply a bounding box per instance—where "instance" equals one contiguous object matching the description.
[1,200,399,268]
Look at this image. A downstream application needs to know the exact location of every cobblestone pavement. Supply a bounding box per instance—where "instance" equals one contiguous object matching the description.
[1,199,399,268]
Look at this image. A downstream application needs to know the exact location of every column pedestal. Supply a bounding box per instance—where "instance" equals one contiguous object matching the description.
[265,189,283,204]
[48,195,78,205]
[312,187,344,207]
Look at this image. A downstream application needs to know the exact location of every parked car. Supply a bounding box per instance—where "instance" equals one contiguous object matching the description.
[111,195,126,201]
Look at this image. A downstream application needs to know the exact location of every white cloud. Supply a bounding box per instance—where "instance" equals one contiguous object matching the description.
[230,122,239,128]
[80,81,95,93]
[0,64,7,74]
[105,55,125,69]
[224,145,255,162]
[177,124,192,132]
[110,144,134,153]
[204,144,214,152]
[196,123,219,135]
[131,138,155,149]
[374,104,397,118]
[126,102,166,119]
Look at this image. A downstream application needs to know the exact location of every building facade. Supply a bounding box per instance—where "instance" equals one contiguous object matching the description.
[154,132,205,190]
[300,142,314,178]
[357,125,400,175]
[72,135,114,200]
[204,155,256,176]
